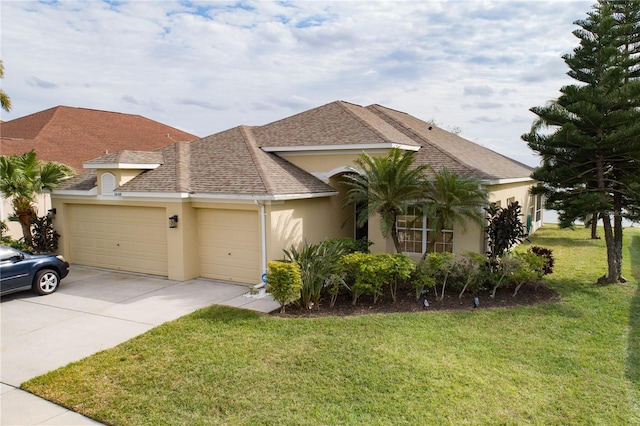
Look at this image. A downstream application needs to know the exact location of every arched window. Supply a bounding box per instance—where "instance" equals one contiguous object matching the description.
[100,172,116,196]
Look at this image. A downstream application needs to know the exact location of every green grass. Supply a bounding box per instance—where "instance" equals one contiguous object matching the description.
[23,225,640,425]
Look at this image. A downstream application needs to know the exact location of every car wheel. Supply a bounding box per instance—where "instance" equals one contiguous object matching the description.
[33,269,59,295]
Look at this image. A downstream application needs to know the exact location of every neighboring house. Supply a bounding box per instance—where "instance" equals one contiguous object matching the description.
[52,101,542,285]
[0,106,198,238]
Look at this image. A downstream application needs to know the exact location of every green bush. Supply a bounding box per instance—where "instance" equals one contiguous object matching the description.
[283,239,348,310]
[455,251,488,298]
[340,252,415,305]
[419,252,455,301]
[324,237,372,254]
[511,251,548,296]
[31,215,60,252]
[266,261,303,314]
[528,246,554,275]
[0,220,33,251]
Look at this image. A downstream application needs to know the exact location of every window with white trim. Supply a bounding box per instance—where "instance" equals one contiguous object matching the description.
[397,205,453,254]
[535,194,543,222]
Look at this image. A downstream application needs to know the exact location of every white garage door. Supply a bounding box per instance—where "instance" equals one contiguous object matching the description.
[69,205,168,276]
[198,209,260,284]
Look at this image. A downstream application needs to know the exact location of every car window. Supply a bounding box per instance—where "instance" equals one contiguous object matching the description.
[0,246,21,262]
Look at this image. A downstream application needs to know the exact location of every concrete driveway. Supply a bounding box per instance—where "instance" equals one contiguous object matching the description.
[1,265,279,425]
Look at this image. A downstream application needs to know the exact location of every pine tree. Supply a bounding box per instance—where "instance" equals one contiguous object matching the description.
[522,0,640,284]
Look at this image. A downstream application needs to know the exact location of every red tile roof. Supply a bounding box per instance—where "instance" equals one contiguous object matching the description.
[0,106,198,171]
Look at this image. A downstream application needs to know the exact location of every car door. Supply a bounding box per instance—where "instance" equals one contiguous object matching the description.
[0,247,32,293]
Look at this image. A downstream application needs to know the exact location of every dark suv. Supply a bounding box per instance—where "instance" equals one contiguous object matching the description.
[0,245,70,296]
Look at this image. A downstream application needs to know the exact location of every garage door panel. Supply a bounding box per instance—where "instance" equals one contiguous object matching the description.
[69,205,168,276]
[198,209,260,284]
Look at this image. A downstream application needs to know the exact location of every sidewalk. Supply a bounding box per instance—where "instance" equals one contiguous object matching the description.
[1,266,279,425]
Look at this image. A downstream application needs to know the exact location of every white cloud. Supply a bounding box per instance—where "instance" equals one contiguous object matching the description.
[1,0,593,166]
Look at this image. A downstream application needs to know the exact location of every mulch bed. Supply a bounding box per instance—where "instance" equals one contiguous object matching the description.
[270,284,561,317]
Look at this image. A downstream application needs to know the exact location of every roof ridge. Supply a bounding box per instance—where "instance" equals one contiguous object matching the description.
[367,105,478,175]
[239,126,275,193]
[175,142,191,193]
[336,101,392,143]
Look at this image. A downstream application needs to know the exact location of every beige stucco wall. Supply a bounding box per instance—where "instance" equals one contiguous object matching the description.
[1,193,53,239]
[487,180,542,233]
[267,194,351,262]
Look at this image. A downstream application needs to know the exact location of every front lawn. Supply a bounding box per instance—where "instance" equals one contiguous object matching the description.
[23,225,640,425]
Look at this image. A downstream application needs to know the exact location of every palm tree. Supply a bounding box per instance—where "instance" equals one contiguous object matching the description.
[0,151,74,246]
[0,59,11,112]
[343,148,429,253]
[420,166,488,256]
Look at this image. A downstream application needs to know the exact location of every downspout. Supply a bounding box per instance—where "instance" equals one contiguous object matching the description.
[256,200,267,286]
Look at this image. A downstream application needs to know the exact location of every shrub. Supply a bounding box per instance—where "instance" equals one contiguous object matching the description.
[488,255,521,299]
[384,253,415,302]
[0,220,33,251]
[419,252,455,301]
[31,215,60,252]
[528,246,554,275]
[325,237,372,254]
[485,201,528,259]
[267,261,303,314]
[283,239,348,309]
[339,252,414,305]
[511,252,547,297]
[456,251,488,298]
[340,252,383,305]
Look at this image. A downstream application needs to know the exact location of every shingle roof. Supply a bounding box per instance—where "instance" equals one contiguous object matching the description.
[255,101,420,149]
[366,104,534,181]
[116,126,335,195]
[57,101,533,196]
[0,106,198,171]
[84,150,164,166]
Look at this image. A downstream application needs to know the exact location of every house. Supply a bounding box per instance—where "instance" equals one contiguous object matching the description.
[0,106,198,238]
[52,101,542,284]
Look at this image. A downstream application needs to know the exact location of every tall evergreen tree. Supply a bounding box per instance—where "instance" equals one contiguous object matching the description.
[522,0,640,284]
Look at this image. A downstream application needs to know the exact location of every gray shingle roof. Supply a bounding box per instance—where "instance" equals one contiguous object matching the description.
[57,101,533,196]
[84,150,164,166]
[255,101,420,149]
[112,127,336,196]
[366,104,534,181]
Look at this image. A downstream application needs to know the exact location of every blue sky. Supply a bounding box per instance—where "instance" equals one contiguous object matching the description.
[1,0,593,166]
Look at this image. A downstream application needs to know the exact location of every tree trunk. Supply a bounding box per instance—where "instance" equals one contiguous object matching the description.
[390,215,402,253]
[613,192,625,283]
[600,213,619,284]
[590,211,599,239]
[596,155,619,284]
[17,211,34,247]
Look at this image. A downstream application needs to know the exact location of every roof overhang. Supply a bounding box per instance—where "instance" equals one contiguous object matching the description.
[83,163,162,170]
[481,177,534,185]
[261,143,420,155]
[51,190,339,202]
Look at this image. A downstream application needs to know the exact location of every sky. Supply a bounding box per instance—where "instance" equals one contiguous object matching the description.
[1,0,595,167]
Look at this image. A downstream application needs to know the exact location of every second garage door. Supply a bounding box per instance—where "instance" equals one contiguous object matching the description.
[198,209,260,284]
[69,205,168,276]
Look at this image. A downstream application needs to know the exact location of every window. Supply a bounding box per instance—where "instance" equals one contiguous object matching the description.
[397,206,453,254]
[100,172,116,196]
[507,197,516,206]
[535,194,543,222]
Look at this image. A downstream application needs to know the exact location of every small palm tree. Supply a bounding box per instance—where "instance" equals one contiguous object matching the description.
[420,166,488,256]
[0,151,74,246]
[0,59,11,112]
[343,148,429,253]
